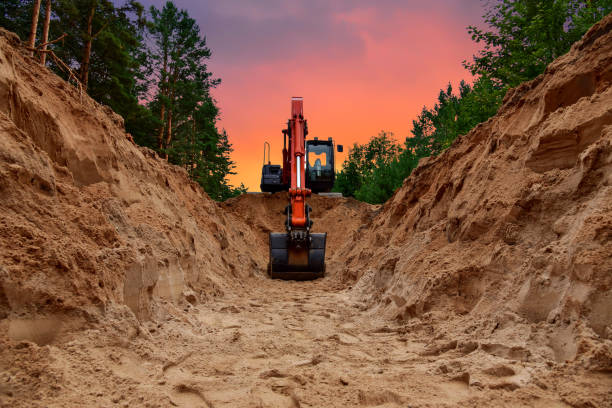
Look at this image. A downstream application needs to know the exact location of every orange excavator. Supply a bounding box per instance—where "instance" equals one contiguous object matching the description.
[265,97,341,280]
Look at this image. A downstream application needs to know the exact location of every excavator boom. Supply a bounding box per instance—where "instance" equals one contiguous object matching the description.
[268,98,326,280]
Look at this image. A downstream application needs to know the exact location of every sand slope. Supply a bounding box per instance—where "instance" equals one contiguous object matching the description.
[0,27,268,327]
[337,11,612,365]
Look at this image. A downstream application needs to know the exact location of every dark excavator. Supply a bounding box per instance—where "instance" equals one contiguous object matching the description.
[262,97,342,280]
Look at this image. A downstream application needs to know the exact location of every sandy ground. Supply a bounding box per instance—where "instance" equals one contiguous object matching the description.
[153,281,610,408]
[3,275,610,407]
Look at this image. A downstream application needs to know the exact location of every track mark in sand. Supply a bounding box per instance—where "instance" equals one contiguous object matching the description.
[482,364,516,377]
[259,369,287,379]
[219,305,241,314]
[328,332,361,345]
[419,339,458,356]
[250,385,301,408]
[368,326,400,334]
[357,389,403,406]
[481,343,531,361]
[163,352,194,373]
[293,353,325,367]
[171,383,214,408]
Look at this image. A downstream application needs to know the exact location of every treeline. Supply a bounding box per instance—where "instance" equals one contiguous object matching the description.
[0,0,246,200]
[334,0,612,204]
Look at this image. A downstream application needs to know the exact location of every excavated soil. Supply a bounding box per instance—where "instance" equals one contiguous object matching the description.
[1,14,612,408]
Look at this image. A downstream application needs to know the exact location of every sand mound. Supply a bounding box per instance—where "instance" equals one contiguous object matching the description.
[222,192,377,260]
[0,27,269,326]
[337,13,612,370]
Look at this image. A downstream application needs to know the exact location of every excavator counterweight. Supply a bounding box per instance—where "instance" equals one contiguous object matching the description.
[266,98,327,280]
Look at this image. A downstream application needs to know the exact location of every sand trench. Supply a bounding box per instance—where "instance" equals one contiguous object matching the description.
[1,14,612,408]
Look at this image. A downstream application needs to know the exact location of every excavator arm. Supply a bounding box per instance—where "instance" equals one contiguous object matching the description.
[287,97,310,230]
[268,98,326,280]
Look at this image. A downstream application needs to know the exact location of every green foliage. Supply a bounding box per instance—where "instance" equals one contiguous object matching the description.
[333,158,362,199]
[50,0,164,148]
[0,0,245,200]
[336,78,505,204]
[0,0,34,40]
[146,1,241,200]
[409,77,505,157]
[333,132,402,203]
[187,129,247,201]
[336,0,611,204]
[465,0,612,87]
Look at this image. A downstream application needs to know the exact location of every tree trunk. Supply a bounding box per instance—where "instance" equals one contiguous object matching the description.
[28,0,42,56]
[40,0,51,65]
[158,106,166,150]
[190,118,196,175]
[158,47,168,152]
[80,4,95,90]
[165,107,173,150]
[164,76,177,150]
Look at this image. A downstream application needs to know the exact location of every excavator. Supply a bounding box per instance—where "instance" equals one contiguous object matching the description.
[261,97,342,280]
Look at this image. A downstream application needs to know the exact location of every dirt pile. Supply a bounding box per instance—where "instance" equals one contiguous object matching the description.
[222,193,377,260]
[0,27,268,327]
[335,11,612,389]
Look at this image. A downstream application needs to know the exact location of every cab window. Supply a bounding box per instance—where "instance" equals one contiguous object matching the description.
[307,145,330,169]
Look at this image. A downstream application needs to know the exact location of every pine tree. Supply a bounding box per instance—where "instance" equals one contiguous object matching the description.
[146,1,242,200]
[148,2,219,155]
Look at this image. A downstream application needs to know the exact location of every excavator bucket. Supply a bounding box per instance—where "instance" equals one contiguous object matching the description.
[268,232,326,280]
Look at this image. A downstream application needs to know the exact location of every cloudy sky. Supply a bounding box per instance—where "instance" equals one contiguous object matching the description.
[139,0,486,190]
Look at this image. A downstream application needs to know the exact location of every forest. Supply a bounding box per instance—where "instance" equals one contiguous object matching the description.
[0,0,246,200]
[333,0,612,203]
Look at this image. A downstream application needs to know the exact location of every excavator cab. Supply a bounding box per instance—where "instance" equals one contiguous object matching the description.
[305,138,335,193]
[260,138,342,194]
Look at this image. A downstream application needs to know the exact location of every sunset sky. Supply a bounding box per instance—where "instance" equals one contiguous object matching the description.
[140,0,486,191]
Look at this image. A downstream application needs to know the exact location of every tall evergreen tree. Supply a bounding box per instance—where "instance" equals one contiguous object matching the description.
[27,0,41,55]
[39,0,51,64]
[1,0,245,200]
[148,2,218,153]
[44,0,155,144]
[146,1,242,199]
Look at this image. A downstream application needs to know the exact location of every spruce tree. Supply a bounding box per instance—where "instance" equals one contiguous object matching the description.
[147,1,242,199]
